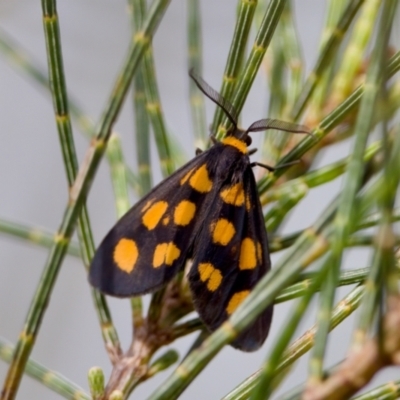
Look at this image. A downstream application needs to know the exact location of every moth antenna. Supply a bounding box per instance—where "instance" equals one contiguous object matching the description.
[189,68,238,128]
[246,118,311,135]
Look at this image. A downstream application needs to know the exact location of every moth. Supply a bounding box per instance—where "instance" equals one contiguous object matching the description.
[89,70,309,351]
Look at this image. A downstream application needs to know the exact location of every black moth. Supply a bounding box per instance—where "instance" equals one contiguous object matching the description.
[89,70,309,351]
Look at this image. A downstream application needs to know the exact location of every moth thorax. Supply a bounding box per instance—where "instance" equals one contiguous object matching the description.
[221,129,250,154]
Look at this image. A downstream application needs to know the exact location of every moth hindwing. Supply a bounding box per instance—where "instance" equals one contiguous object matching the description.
[89,70,309,351]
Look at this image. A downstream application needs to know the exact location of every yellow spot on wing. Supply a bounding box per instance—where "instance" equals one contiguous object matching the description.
[245,195,252,211]
[113,238,138,273]
[142,201,168,230]
[211,219,236,245]
[198,262,222,291]
[141,199,154,212]
[153,242,181,268]
[208,271,222,291]
[221,136,247,154]
[189,164,213,193]
[174,200,196,226]
[239,238,257,270]
[220,183,245,206]
[198,262,213,280]
[180,168,194,185]
[226,291,250,315]
[162,216,170,225]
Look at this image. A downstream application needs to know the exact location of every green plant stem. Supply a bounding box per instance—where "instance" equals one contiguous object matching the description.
[216,0,286,140]
[261,22,286,164]
[128,0,151,328]
[0,205,390,307]
[257,50,400,194]
[265,183,305,231]
[142,50,174,177]
[308,0,396,384]
[1,2,398,399]
[2,200,399,261]
[146,196,339,399]
[290,0,365,120]
[0,28,140,195]
[280,2,303,114]
[42,0,121,354]
[261,2,303,164]
[132,63,152,196]
[306,0,346,124]
[250,262,330,399]
[187,0,207,148]
[330,0,381,105]
[276,267,368,304]
[352,380,400,400]
[106,134,131,218]
[171,319,204,340]
[212,0,257,133]
[222,285,364,400]
[354,124,400,344]
[0,1,171,398]
[261,139,382,205]
[271,223,400,256]
[263,131,384,232]
[0,219,81,257]
[131,0,173,178]
[147,147,395,399]
[147,350,180,378]
[268,203,400,255]
[264,125,385,233]
[3,3,121,399]
[0,338,90,400]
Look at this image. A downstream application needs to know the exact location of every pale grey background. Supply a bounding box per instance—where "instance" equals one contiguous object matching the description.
[0,1,398,399]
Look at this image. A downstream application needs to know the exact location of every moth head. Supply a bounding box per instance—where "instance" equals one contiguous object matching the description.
[189,69,311,147]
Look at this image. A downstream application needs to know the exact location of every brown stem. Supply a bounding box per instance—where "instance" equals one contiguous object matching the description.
[303,295,400,400]
[102,279,194,399]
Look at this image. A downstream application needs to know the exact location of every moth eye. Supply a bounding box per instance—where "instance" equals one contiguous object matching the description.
[245,136,252,146]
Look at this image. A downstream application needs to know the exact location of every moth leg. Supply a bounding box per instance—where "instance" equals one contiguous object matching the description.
[195,148,203,155]
[250,161,275,172]
[251,159,300,172]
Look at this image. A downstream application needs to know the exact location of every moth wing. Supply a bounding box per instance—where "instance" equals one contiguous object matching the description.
[89,150,220,297]
[188,167,273,351]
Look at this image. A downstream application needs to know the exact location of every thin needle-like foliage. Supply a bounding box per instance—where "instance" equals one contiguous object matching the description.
[0,1,399,400]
